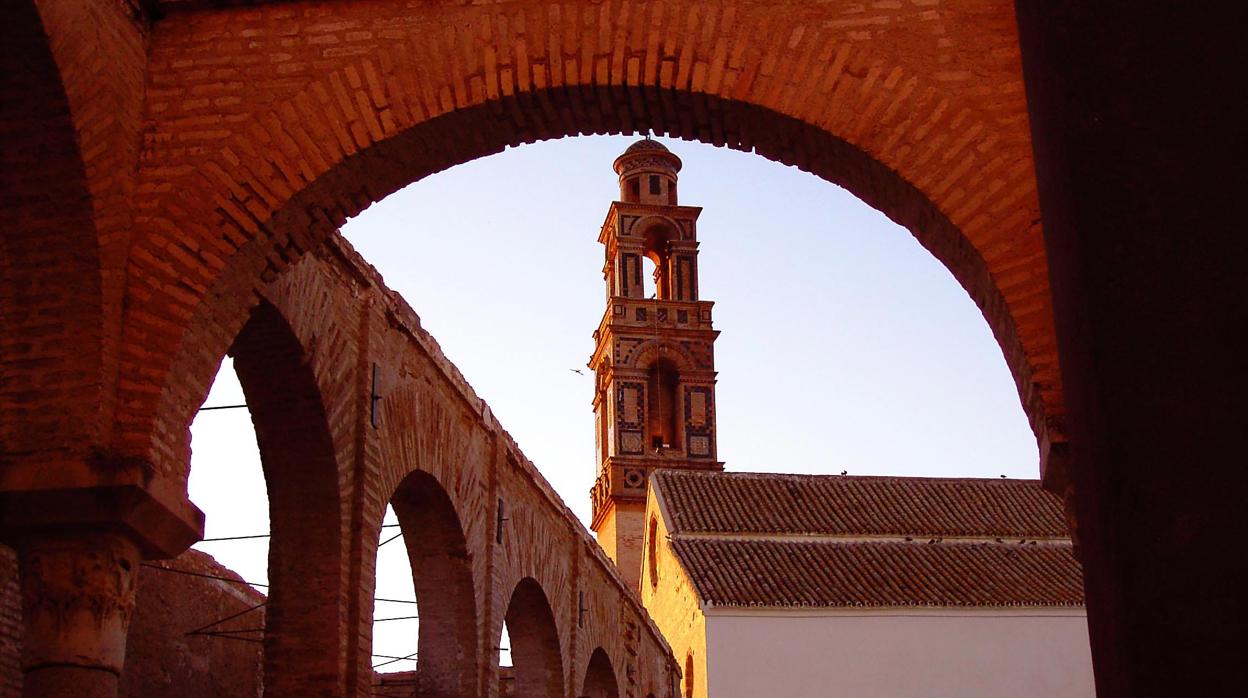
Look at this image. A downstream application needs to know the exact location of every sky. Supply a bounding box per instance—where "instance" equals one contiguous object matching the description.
[187,134,1039,672]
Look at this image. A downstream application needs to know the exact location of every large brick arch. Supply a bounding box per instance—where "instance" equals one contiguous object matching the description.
[122,0,1063,494]
[503,577,565,697]
[582,647,621,698]
[203,254,371,694]
[230,300,350,696]
[389,470,480,696]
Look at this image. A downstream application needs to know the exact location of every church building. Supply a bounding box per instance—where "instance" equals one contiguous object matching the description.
[589,139,1095,698]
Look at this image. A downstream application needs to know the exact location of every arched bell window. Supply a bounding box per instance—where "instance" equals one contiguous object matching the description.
[626,176,641,202]
[642,225,674,300]
[646,358,679,449]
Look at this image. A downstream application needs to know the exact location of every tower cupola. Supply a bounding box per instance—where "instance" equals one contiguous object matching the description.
[613,137,682,205]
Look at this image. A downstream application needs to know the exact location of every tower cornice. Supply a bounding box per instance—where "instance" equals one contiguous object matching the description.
[598,201,704,244]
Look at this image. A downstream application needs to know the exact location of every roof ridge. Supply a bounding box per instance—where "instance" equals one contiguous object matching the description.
[654,468,1042,485]
[671,533,1072,546]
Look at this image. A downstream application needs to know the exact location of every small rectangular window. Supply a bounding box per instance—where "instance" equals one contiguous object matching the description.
[649,175,661,195]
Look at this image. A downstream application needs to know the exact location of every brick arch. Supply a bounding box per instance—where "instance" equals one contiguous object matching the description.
[387,469,479,696]
[582,647,621,698]
[634,214,687,267]
[501,577,564,697]
[126,0,1061,490]
[634,215,685,239]
[628,340,701,374]
[230,300,348,695]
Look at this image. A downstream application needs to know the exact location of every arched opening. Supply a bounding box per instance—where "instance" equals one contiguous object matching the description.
[626,176,641,203]
[332,135,1040,528]
[642,225,675,301]
[187,300,345,695]
[384,470,478,696]
[684,652,695,698]
[596,362,611,467]
[501,578,563,697]
[370,503,420,691]
[582,647,620,698]
[170,132,1048,698]
[232,302,346,694]
[639,223,681,301]
[648,516,660,589]
[136,91,1059,508]
[646,358,681,451]
[138,114,1049,695]
[369,501,424,694]
[640,255,660,300]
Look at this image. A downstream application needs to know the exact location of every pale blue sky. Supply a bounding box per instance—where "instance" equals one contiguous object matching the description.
[342,134,1038,511]
[188,134,1037,670]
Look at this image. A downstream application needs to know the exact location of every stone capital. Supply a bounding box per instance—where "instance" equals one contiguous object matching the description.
[15,530,140,691]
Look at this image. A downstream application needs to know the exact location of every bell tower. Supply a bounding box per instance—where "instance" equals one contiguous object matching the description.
[589,138,722,590]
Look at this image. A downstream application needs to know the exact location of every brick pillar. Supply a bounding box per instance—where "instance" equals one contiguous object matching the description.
[15,531,139,698]
[1016,3,1248,695]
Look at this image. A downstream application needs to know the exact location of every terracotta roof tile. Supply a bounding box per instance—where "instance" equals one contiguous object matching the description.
[653,470,1068,538]
[671,538,1084,608]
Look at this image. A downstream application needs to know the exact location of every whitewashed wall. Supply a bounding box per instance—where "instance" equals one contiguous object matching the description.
[705,608,1095,698]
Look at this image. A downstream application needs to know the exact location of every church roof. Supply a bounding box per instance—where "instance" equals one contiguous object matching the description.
[652,470,1083,608]
[670,538,1084,608]
[654,469,1069,539]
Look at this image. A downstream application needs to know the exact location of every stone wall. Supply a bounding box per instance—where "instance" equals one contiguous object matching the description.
[639,491,705,698]
[373,667,515,697]
[122,550,266,697]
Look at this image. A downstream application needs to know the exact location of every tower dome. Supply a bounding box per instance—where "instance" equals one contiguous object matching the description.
[613,137,682,204]
[622,137,672,155]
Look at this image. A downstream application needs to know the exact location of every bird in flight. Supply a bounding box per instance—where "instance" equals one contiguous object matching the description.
[570,369,584,375]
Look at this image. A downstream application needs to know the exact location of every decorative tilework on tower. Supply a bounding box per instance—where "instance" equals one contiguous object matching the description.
[589,138,723,590]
